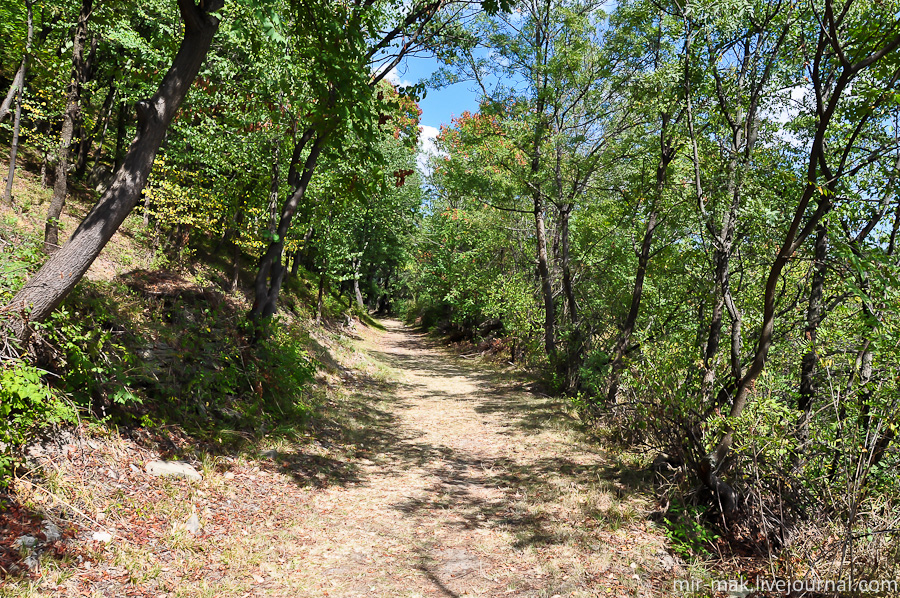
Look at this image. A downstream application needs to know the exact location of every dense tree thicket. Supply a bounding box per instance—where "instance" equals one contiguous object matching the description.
[405,0,900,568]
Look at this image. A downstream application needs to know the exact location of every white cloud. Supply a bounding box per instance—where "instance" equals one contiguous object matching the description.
[763,83,810,148]
[378,65,414,88]
[773,84,808,124]
[417,125,446,174]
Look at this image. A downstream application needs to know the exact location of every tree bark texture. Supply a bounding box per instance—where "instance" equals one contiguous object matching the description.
[3,93,25,205]
[797,221,828,450]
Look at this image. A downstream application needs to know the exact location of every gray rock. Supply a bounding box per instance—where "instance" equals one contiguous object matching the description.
[185,513,201,534]
[14,535,37,548]
[145,460,202,480]
[262,449,279,459]
[42,521,61,543]
[433,548,480,578]
[23,554,40,570]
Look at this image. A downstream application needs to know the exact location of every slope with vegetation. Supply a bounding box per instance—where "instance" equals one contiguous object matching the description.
[2,0,900,594]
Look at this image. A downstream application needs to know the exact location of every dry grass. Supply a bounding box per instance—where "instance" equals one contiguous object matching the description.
[1,319,685,597]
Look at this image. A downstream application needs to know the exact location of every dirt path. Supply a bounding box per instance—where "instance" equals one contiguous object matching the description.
[288,320,674,597]
[5,319,679,598]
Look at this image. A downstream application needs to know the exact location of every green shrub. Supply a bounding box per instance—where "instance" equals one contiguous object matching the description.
[663,503,721,559]
[0,362,76,484]
[35,306,141,408]
[252,321,318,420]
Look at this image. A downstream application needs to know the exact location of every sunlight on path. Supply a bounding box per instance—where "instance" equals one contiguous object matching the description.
[288,319,671,598]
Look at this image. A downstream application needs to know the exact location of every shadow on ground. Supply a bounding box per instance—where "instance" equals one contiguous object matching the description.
[264,321,658,559]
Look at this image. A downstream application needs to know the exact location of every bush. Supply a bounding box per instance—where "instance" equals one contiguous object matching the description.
[0,362,76,484]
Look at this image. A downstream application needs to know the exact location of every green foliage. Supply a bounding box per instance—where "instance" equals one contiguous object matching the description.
[251,322,318,423]
[4,0,900,577]
[0,225,44,305]
[35,305,141,408]
[662,503,720,559]
[0,363,76,484]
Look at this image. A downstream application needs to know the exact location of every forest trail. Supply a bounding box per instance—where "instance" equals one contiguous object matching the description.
[286,320,675,597]
[8,319,679,598]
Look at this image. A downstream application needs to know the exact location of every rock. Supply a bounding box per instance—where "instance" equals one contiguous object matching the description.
[92,531,112,543]
[23,554,40,570]
[26,444,46,458]
[224,471,235,479]
[42,521,61,543]
[660,553,680,571]
[262,449,279,459]
[185,513,201,534]
[433,548,480,577]
[145,460,202,480]
[130,463,140,473]
[651,452,682,474]
[14,535,37,548]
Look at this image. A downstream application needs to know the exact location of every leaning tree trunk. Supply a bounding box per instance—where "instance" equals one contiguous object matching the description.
[0,51,27,125]
[0,63,25,125]
[45,0,92,253]
[701,20,900,517]
[5,0,223,342]
[2,0,33,205]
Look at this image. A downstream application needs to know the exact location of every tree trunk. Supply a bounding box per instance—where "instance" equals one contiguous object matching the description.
[698,17,900,512]
[0,55,27,126]
[534,194,555,358]
[45,0,92,253]
[316,268,327,324]
[352,257,365,309]
[88,88,116,178]
[229,206,245,292]
[797,221,828,452]
[267,139,281,234]
[290,250,300,277]
[2,1,33,205]
[607,116,676,402]
[3,92,25,205]
[250,131,324,322]
[5,0,223,341]
[558,203,583,390]
[606,206,658,403]
[113,99,128,171]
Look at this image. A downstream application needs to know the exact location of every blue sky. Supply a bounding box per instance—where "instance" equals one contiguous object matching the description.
[387,54,481,129]
[384,55,482,172]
